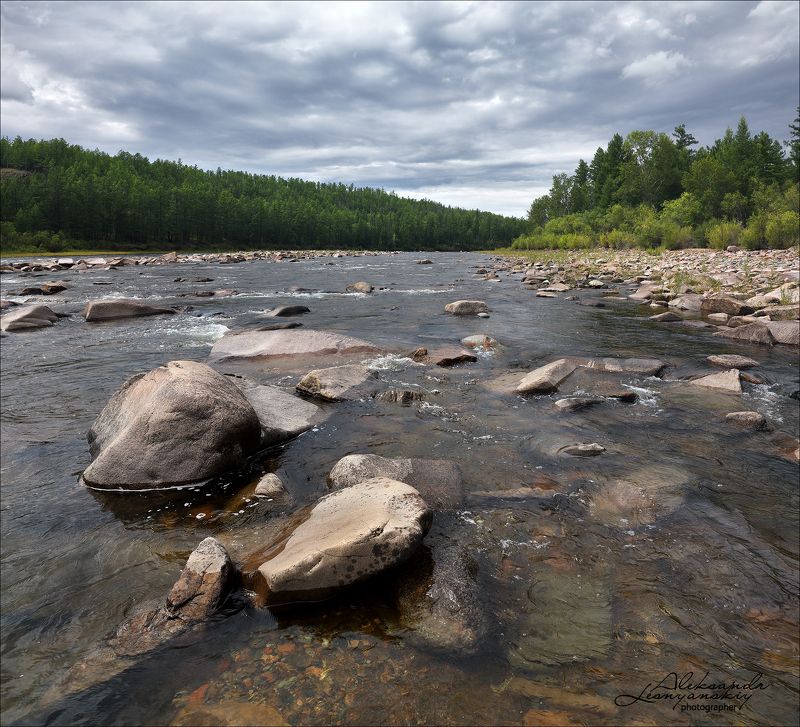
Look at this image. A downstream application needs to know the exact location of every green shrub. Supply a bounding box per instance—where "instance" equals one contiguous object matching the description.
[765,211,800,248]
[707,221,742,249]
[599,229,637,248]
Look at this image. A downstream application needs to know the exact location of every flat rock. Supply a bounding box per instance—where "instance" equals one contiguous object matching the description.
[84,299,175,322]
[84,361,261,489]
[690,369,742,393]
[668,294,703,311]
[444,300,489,315]
[210,329,379,361]
[231,379,325,446]
[554,397,603,412]
[582,357,666,376]
[296,363,377,401]
[707,354,759,369]
[714,323,774,345]
[766,320,799,345]
[264,305,310,317]
[516,359,578,394]
[725,411,767,430]
[328,454,464,510]
[649,311,681,322]
[0,304,58,331]
[247,477,431,605]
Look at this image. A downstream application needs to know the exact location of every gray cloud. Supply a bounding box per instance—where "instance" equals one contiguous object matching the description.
[1,0,797,216]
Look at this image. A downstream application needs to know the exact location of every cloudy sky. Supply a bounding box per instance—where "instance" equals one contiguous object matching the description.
[1,1,798,216]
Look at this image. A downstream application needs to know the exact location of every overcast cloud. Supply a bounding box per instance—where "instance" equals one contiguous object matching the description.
[1,0,798,216]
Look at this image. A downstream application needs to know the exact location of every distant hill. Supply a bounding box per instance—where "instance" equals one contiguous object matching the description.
[0,137,525,252]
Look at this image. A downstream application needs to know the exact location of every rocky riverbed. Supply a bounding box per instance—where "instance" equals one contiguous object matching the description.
[1,249,798,726]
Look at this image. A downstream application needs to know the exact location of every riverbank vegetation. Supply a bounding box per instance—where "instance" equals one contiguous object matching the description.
[513,111,800,252]
[0,139,526,253]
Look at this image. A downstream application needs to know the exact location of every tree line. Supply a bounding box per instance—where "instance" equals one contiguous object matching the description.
[515,110,799,251]
[0,137,526,252]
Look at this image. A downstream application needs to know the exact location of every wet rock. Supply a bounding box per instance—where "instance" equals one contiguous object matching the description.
[766,320,799,345]
[423,346,478,367]
[374,388,426,404]
[0,304,58,331]
[714,323,774,345]
[84,361,261,489]
[584,357,666,376]
[536,291,557,298]
[346,281,373,293]
[84,299,176,322]
[739,371,766,384]
[461,334,498,349]
[558,442,606,456]
[477,311,490,318]
[649,311,681,322]
[0,299,18,310]
[328,454,464,510]
[247,477,431,606]
[541,282,571,292]
[17,280,70,295]
[554,397,603,412]
[668,294,703,311]
[416,259,433,264]
[629,284,659,301]
[171,701,288,727]
[231,379,325,446]
[210,329,379,362]
[701,296,753,317]
[725,411,767,430]
[254,473,287,498]
[296,363,378,401]
[690,369,741,394]
[707,354,759,369]
[264,305,310,317]
[444,300,489,315]
[395,541,487,656]
[707,312,729,324]
[516,359,578,394]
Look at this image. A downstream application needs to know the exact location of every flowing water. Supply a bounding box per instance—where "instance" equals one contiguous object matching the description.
[1,252,798,726]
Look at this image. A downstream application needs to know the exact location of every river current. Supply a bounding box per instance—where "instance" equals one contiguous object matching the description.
[1,252,798,726]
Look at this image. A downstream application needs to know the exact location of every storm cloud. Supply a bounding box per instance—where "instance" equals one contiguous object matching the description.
[1,0,798,215]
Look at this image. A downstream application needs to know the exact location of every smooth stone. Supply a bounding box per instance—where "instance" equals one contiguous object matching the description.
[254,473,287,498]
[516,359,578,394]
[690,369,742,393]
[210,328,379,361]
[707,312,729,324]
[231,379,324,446]
[668,294,703,311]
[461,334,497,349]
[701,296,753,317]
[477,312,490,318]
[766,320,799,345]
[0,304,58,331]
[444,300,489,315]
[248,478,431,606]
[649,311,681,322]
[328,454,464,510]
[707,354,759,369]
[264,305,310,317]
[582,357,666,376]
[346,281,373,293]
[725,411,767,430]
[84,361,261,489]
[296,363,378,401]
[558,442,606,456]
[554,397,603,412]
[714,323,774,345]
[727,315,762,327]
[84,299,175,322]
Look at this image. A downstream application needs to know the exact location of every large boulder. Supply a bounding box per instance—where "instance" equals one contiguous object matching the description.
[422,346,478,367]
[701,296,753,317]
[714,323,774,345]
[444,300,489,315]
[84,299,176,322]
[328,454,464,509]
[247,478,431,605]
[296,363,378,401]
[690,369,742,394]
[0,304,58,332]
[766,320,799,346]
[231,379,325,446]
[582,357,666,376]
[210,329,379,362]
[83,361,261,489]
[516,359,577,394]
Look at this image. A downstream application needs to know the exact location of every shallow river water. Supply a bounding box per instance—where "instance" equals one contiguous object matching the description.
[1,252,798,726]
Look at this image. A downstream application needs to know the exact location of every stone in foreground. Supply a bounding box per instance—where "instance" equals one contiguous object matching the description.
[249,477,432,605]
[210,329,379,361]
[328,454,464,510]
[0,304,58,331]
[84,361,261,489]
[690,369,742,394]
[516,359,577,394]
[84,299,176,321]
[165,537,233,623]
[296,363,378,401]
[707,354,759,369]
[444,300,489,315]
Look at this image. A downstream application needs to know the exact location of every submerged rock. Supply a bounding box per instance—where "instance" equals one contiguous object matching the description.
[171,702,288,727]
[0,304,58,332]
[247,477,431,606]
[461,334,498,349]
[690,369,742,394]
[296,363,378,401]
[264,305,310,317]
[328,454,464,510]
[84,361,261,489]
[444,300,489,315]
[725,411,767,430]
[707,354,759,369]
[210,329,379,362]
[83,299,175,321]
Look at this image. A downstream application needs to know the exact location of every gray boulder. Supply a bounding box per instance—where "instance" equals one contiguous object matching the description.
[444,300,489,315]
[668,294,703,311]
[210,328,379,362]
[84,299,175,322]
[84,361,261,489]
[0,304,58,332]
[296,363,378,401]
[714,323,774,345]
[766,320,799,346]
[328,453,464,509]
[516,359,578,394]
[701,296,753,317]
[707,354,759,369]
[690,369,742,394]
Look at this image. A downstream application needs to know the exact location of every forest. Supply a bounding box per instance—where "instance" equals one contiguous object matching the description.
[513,112,800,252]
[0,138,526,253]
